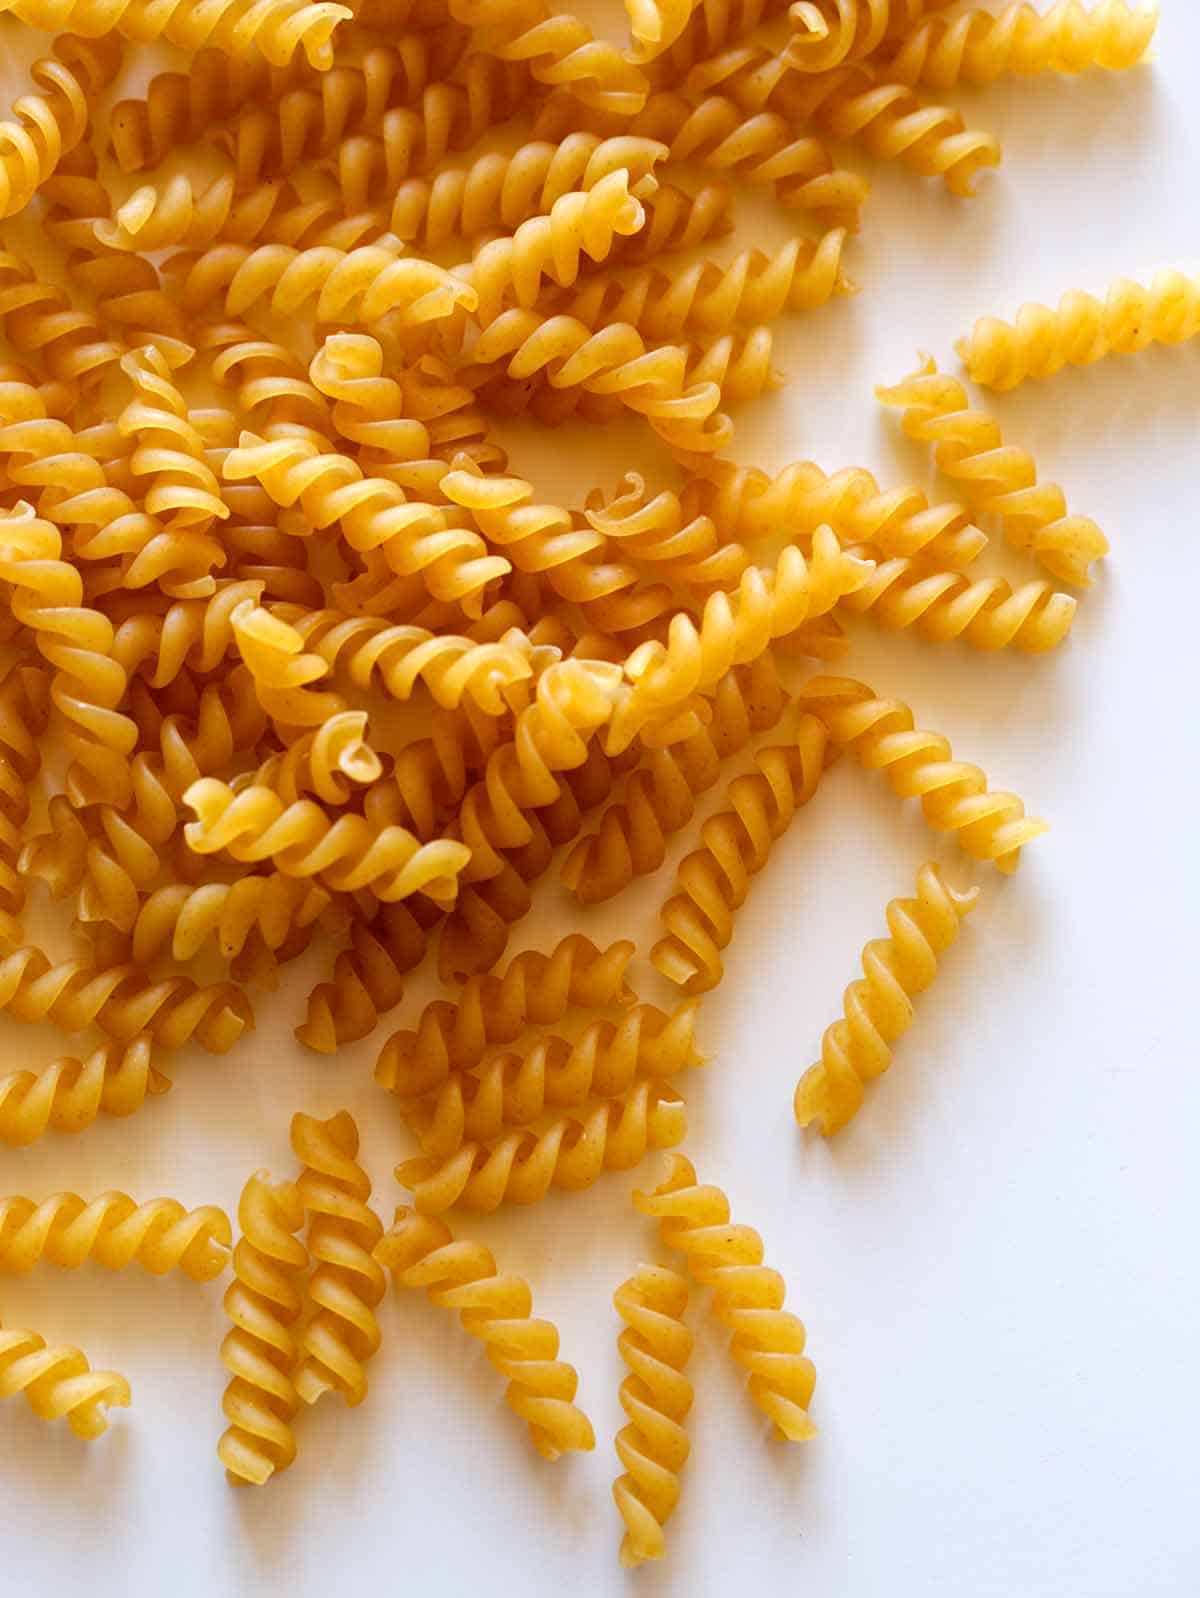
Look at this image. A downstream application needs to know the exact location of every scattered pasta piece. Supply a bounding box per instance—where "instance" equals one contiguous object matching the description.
[0,1319,130,1440]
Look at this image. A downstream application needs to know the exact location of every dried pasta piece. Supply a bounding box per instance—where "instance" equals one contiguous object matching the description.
[651,712,833,993]
[219,1172,309,1486]
[231,600,345,729]
[395,1079,687,1212]
[247,713,383,804]
[0,1192,231,1279]
[0,662,50,948]
[96,173,298,254]
[626,0,699,61]
[290,1110,385,1407]
[0,1320,129,1439]
[643,0,794,87]
[796,675,1048,871]
[374,1207,595,1459]
[878,0,1158,88]
[612,1263,694,1567]
[0,1037,167,1147]
[377,933,635,1100]
[957,268,1200,389]
[447,0,648,116]
[785,0,914,71]
[635,1155,816,1439]
[0,248,122,393]
[877,355,1108,585]
[794,862,978,1134]
[296,898,439,1053]
[131,876,334,968]
[0,35,123,222]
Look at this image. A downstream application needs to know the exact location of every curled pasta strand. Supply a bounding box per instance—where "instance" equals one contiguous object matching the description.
[612,1264,694,1566]
[448,0,649,116]
[377,932,635,1101]
[0,1037,168,1148]
[395,1078,688,1213]
[131,875,333,968]
[796,674,1048,871]
[231,599,345,730]
[0,662,51,947]
[119,346,230,539]
[290,1111,385,1407]
[375,1207,595,1459]
[0,1321,130,1439]
[206,322,331,430]
[626,0,699,61]
[634,1154,817,1440]
[219,1172,309,1485]
[248,711,383,804]
[643,0,793,87]
[794,861,979,1134]
[785,0,896,71]
[879,0,1158,88]
[0,248,122,393]
[296,898,439,1053]
[0,35,123,221]
[610,178,737,263]
[582,468,751,588]
[956,268,1200,390]
[651,712,833,993]
[96,173,296,253]
[876,355,1108,585]
[111,579,266,684]
[0,1191,231,1280]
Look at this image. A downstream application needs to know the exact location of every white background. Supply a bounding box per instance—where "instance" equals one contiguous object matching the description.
[1,5,1198,1595]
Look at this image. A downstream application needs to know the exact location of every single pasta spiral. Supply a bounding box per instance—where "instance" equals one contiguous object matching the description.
[219,1172,309,1485]
[0,248,122,392]
[231,600,344,729]
[634,1154,817,1440]
[612,1263,694,1567]
[4,0,353,70]
[183,779,471,904]
[651,712,832,993]
[395,1079,688,1213]
[118,346,230,537]
[209,322,331,430]
[374,1207,595,1459]
[794,861,979,1134]
[110,578,267,684]
[0,1037,168,1148]
[795,675,1048,871]
[0,1321,130,1439]
[448,0,649,116]
[290,1110,385,1407]
[296,898,438,1053]
[0,1191,231,1280]
[131,875,333,969]
[376,933,635,1100]
[0,35,123,221]
[247,712,383,804]
[582,468,751,588]
[876,355,1108,584]
[643,0,793,87]
[956,269,1200,389]
[607,177,737,262]
[626,0,698,62]
[879,0,1158,88]
[95,172,295,253]
[404,1000,704,1157]
[0,662,50,947]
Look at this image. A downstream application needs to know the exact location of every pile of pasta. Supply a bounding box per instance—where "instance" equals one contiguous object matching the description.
[0,0,1168,1569]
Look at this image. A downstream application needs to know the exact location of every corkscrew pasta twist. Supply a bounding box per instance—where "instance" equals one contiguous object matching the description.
[643,0,793,86]
[248,711,383,804]
[0,34,123,221]
[374,1207,595,1459]
[119,347,230,537]
[0,662,49,947]
[219,1172,309,1485]
[448,0,649,116]
[395,1079,688,1212]
[876,355,1108,584]
[956,268,1200,389]
[635,1155,817,1439]
[231,599,344,729]
[290,1110,385,1407]
[878,0,1158,88]
[0,1037,167,1147]
[0,1321,130,1439]
[794,861,979,1134]
[612,1263,694,1567]
[795,675,1048,871]
[0,1191,231,1280]
[626,0,698,62]
[131,875,334,969]
[296,898,438,1052]
[0,248,122,392]
[95,173,295,253]
[651,711,833,993]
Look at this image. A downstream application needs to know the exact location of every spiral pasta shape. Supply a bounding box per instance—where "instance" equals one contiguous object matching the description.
[795,674,1048,871]
[448,0,649,115]
[0,248,122,392]
[111,579,267,684]
[0,35,122,221]
[956,268,1200,389]
[248,712,383,804]
[634,1154,816,1440]
[95,173,296,253]
[642,0,792,86]
[0,1037,168,1147]
[0,503,138,807]
[377,932,635,1099]
[395,1078,688,1212]
[651,711,832,993]
[625,0,698,61]
[131,875,334,969]
[794,861,979,1134]
[785,0,901,71]
[4,0,353,71]
[0,1321,130,1439]
[119,347,230,539]
[207,323,331,431]
[231,599,344,729]
[290,1110,385,1407]
[0,662,50,947]
[563,653,788,901]
[842,547,1076,652]
[876,355,1108,584]
[0,1191,231,1280]
[183,779,471,903]
[405,1000,703,1157]
[879,0,1158,88]
[219,1172,309,1485]
[606,528,871,753]
[375,1207,595,1459]
[612,1263,694,1566]
[296,898,437,1052]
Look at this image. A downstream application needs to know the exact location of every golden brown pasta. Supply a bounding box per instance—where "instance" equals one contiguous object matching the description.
[0,1037,166,1147]
[0,1191,231,1279]
[0,1320,130,1439]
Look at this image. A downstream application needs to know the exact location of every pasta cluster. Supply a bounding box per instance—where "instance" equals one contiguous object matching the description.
[0,0,1165,1577]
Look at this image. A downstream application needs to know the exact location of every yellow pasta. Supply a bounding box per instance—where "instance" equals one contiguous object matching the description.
[634,1155,817,1440]
[447,0,648,116]
[787,0,898,71]
[0,661,49,948]
[794,862,978,1134]
[0,1320,130,1439]
[626,0,698,62]
[0,35,122,221]
[612,1263,694,1566]
[0,247,122,392]
[374,1206,595,1459]
[131,876,334,969]
[0,1037,167,1147]
[246,713,383,805]
[296,899,436,1053]
[219,1172,309,1485]
[0,1191,231,1279]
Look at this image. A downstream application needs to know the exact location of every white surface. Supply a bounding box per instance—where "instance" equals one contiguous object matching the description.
[2,7,1199,1597]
